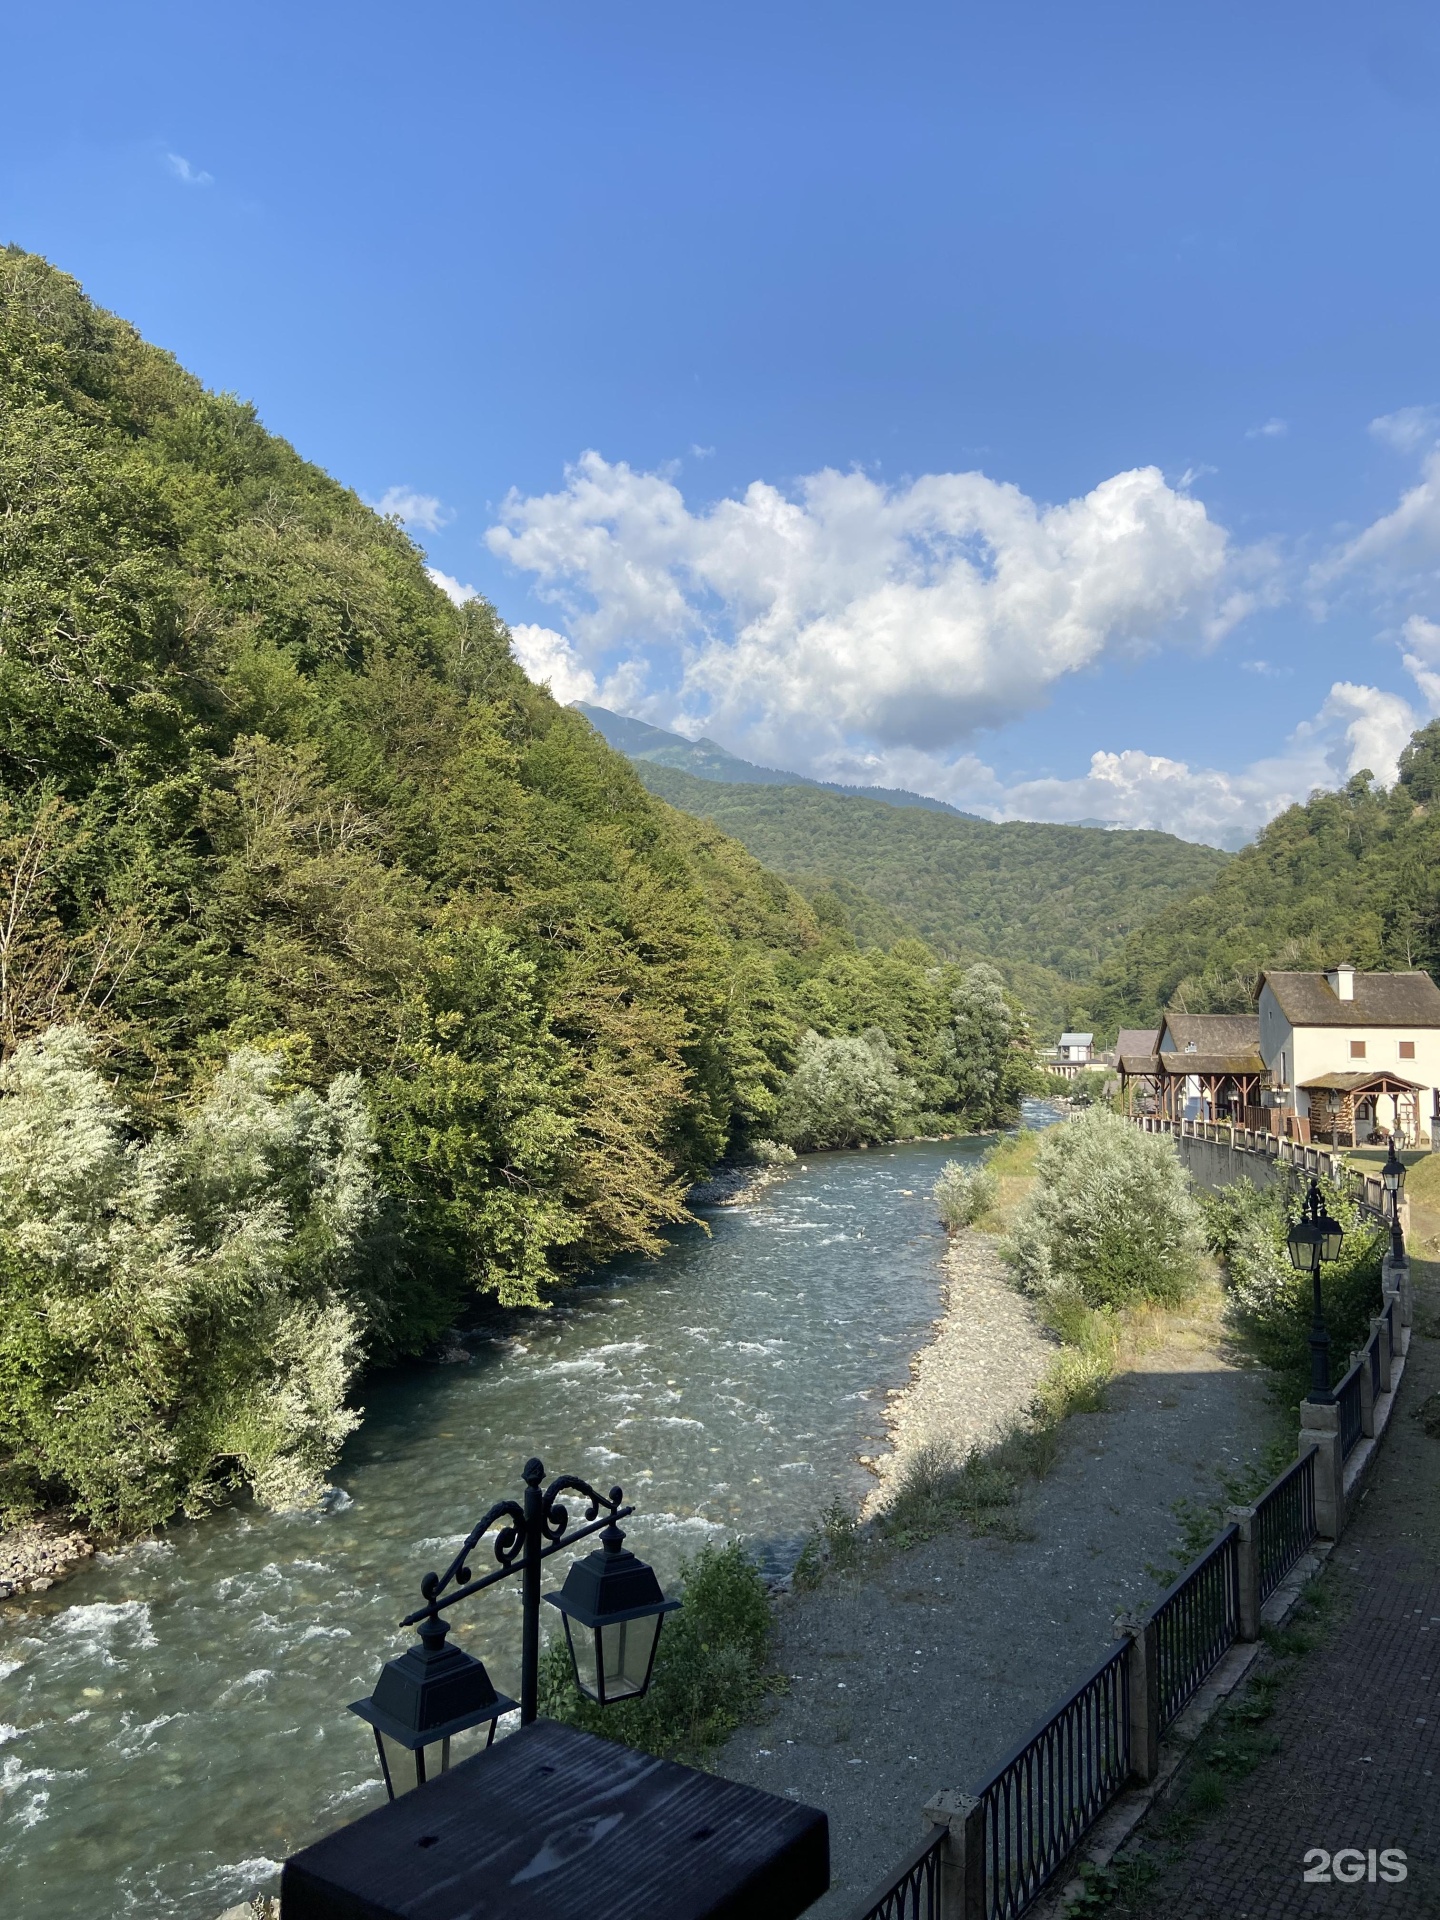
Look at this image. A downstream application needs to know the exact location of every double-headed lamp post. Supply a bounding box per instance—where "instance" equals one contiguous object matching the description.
[350,1456,679,1798]
[1286,1178,1345,1402]
[1382,1137,1407,1263]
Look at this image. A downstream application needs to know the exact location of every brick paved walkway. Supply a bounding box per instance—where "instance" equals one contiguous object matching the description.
[1119,1254,1440,1917]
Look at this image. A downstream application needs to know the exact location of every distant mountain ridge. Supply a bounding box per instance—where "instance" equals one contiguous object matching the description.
[573,703,980,817]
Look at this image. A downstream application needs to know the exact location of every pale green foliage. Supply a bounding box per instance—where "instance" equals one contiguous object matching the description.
[750,1138,796,1166]
[0,1027,380,1528]
[933,1159,999,1229]
[1003,1107,1204,1308]
[776,1027,913,1150]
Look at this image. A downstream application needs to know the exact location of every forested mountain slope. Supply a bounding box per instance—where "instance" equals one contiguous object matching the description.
[627,763,1230,1031]
[1091,731,1440,1026]
[0,251,1056,1529]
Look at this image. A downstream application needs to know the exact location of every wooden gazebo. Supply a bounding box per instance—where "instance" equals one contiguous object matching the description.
[1299,1071,1424,1148]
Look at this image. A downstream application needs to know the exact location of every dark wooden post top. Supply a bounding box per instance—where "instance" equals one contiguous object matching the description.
[280,1719,829,1920]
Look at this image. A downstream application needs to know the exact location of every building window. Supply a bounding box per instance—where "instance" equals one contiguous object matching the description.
[1400,1040,1416,1060]
[1350,1040,1366,1059]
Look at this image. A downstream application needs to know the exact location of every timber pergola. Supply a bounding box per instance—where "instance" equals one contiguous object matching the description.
[1299,1070,1424,1148]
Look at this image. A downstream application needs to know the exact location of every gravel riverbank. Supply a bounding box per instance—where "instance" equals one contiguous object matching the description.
[0,1521,94,1598]
[715,1288,1275,1916]
[862,1229,1053,1515]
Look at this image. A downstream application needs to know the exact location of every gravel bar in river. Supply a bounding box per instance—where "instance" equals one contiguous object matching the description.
[861,1229,1053,1514]
[715,1275,1274,1916]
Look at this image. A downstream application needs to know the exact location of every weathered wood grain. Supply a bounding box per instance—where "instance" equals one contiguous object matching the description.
[280,1719,829,1920]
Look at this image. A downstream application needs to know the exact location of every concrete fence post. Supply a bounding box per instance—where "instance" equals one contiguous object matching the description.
[1227,1506,1260,1641]
[1383,1249,1413,1332]
[922,1789,986,1920]
[1299,1409,1345,1540]
[1115,1612,1161,1783]
[1354,1348,1375,1438]
[1370,1313,1393,1395]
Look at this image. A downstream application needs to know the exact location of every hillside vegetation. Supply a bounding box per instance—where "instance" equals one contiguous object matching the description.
[629,764,1230,1031]
[1091,732,1440,1026]
[0,249,1042,1529]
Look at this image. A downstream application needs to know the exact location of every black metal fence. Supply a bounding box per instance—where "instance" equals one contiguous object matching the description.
[850,1828,946,1920]
[975,1640,1131,1920]
[1336,1360,1364,1459]
[1153,1527,1240,1732]
[1253,1449,1316,1607]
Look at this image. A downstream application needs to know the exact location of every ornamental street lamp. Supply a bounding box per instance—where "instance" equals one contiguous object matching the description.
[351,1457,678,1799]
[1382,1137,1407,1262]
[1287,1178,1344,1402]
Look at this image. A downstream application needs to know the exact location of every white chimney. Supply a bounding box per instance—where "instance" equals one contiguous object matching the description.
[1326,964,1356,1001]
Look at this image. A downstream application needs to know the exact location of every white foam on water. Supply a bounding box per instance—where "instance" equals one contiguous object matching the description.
[116,1713,183,1757]
[413,1535,469,1557]
[214,1668,274,1706]
[291,1624,352,1643]
[50,1600,156,1665]
[0,1659,23,1683]
[0,1723,22,1744]
[199,1855,283,1898]
[318,1487,353,1513]
[651,1416,704,1429]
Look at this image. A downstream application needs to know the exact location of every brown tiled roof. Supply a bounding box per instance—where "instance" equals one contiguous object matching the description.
[1114,1028,1160,1058]
[1118,1053,1160,1076]
[1299,1070,1424,1093]
[1160,1012,1262,1054]
[1258,970,1440,1028]
[1157,1051,1265,1076]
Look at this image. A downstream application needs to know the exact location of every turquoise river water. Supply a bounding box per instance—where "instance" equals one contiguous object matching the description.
[0,1130,1026,1917]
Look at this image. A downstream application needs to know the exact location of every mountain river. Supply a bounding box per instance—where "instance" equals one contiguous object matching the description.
[0,1128,1040,1917]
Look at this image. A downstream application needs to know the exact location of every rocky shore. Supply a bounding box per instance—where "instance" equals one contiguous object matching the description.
[0,1519,95,1599]
[861,1227,1054,1514]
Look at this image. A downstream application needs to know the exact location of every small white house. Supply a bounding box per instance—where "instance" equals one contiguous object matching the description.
[1256,966,1440,1147]
[1057,1032,1094,1064]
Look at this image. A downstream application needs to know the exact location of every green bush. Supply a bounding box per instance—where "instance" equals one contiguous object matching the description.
[538,1541,772,1763]
[933,1159,1000,1229]
[1201,1177,1384,1402]
[1003,1107,1204,1309]
[776,1027,913,1150]
[0,1027,378,1529]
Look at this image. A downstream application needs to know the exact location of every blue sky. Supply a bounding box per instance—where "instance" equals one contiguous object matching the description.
[8,2,1440,845]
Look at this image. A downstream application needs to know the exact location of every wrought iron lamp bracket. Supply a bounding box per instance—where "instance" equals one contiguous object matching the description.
[402,1469,632,1629]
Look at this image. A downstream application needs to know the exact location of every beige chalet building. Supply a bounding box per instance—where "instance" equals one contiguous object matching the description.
[1120,965,1440,1147]
[1256,966,1440,1148]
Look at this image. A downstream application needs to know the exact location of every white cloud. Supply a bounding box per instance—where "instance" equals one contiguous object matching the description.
[425,566,479,606]
[375,487,451,534]
[1369,406,1440,454]
[487,450,1235,763]
[508,625,600,705]
[1245,418,1288,440]
[165,153,213,188]
[1400,613,1440,712]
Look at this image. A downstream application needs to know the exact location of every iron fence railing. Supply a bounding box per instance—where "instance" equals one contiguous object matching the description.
[849,1827,946,1920]
[1153,1527,1240,1732]
[1253,1449,1316,1607]
[1336,1360,1364,1460]
[975,1639,1131,1920]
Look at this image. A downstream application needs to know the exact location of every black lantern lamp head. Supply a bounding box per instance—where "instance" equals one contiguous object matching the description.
[1286,1208,1322,1275]
[544,1517,680,1707]
[350,1609,516,1799]
[1287,1179,1344,1273]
